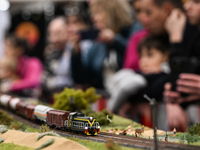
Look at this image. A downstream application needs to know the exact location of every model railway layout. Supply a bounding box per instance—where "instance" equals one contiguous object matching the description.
[1,94,200,150]
[0,94,100,136]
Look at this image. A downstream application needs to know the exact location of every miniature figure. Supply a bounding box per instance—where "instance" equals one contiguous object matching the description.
[115,128,119,135]
[135,125,144,135]
[165,136,168,142]
[173,128,176,135]
[134,133,138,137]
[128,125,132,132]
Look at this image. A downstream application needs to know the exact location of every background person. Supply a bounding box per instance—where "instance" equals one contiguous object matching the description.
[2,34,42,97]
[42,16,73,100]
[71,0,141,89]
[164,0,200,131]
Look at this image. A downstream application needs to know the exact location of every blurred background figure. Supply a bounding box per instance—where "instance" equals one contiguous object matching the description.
[108,34,169,117]
[1,34,42,97]
[42,16,72,101]
[67,9,94,89]
[71,0,141,90]
[132,0,150,29]
[0,10,11,58]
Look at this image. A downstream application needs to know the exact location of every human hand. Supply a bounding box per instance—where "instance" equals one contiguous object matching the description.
[166,103,188,131]
[164,74,200,104]
[165,9,186,43]
[175,73,200,102]
[98,28,115,43]
[177,73,200,94]
[164,82,180,103]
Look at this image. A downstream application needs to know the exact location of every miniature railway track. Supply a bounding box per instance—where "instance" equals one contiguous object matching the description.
[1,107,200,150]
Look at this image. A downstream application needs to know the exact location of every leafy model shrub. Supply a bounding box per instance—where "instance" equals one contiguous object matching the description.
[84,109,113,125]
[187,123,200,136]
[53,87,101,111]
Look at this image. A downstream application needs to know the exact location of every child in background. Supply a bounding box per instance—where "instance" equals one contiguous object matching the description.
[0,57,19,92]
[108,34,170,117]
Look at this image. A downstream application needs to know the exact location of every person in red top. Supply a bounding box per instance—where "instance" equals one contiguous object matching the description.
[1,34,43,97]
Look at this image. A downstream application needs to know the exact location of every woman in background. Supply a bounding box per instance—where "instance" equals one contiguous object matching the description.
[71,0,141,89]
[2,34,43,97]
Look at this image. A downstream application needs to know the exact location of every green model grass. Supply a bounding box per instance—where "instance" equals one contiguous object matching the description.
[0,143,33,150]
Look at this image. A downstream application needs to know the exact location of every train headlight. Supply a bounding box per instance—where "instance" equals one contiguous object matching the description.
[97,126,101,133]
[90,117,92,121]
[85,127,88,134]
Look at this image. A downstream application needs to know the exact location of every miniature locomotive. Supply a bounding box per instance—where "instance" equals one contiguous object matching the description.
[0,94,101,135]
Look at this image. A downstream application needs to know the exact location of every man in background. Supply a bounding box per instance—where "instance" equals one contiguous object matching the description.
[42,16,74,101]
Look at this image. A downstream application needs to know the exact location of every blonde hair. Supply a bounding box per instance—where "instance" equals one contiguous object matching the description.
[90,0,133,33]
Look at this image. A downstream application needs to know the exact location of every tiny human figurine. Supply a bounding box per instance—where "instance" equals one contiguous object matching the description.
[128,125,132,132]
[173,128,176,135]
[135,133,138,137]
[165,137,168,142]
[115,128,119,135]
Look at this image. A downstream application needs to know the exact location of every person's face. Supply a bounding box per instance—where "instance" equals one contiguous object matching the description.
[143,0,168,34]
[67,15,89,36]
[139,47,168,74]
[133,0,150,29]
[4,39,24,58]
[48,19,68,51]
[91,7,107,30]
[184,0,200,26]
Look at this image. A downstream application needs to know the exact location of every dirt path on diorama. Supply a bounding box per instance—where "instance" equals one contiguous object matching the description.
[127,129,166,138]
[0,130,89,150]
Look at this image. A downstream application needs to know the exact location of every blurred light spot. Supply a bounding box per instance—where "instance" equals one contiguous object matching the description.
[65,6,79,16]
[44,1,54,21]
[0,0,10,11]
[44,1,54,13]
[22,11,31,20]
[71,6,79,15]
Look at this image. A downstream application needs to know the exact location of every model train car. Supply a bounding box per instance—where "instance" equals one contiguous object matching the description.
[0,94,101,135]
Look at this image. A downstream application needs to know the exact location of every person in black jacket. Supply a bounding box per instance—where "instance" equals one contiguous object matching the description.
[164,0,200,131]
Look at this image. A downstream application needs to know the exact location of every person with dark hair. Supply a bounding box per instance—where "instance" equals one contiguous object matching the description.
[1,34,43,97]
[108,34,170,116]
[163,0,200,131]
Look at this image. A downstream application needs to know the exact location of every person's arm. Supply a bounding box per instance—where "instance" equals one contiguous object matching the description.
[11,58,43,91]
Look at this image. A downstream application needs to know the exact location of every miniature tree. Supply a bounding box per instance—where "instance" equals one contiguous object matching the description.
[84,109,113,125]
[187,123,200,136]
[53,87,101,112]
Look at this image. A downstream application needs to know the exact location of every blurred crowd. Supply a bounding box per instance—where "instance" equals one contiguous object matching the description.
[1,0,200,131]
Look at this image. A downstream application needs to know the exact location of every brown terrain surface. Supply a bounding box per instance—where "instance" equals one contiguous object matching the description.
[0,130,89,150]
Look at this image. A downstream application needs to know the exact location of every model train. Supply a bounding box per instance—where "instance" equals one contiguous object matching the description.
[0,94,101,135]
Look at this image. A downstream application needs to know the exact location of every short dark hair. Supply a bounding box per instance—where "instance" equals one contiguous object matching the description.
[5,34,29,54]
[154,0,183,9]
[138,34,169,54]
